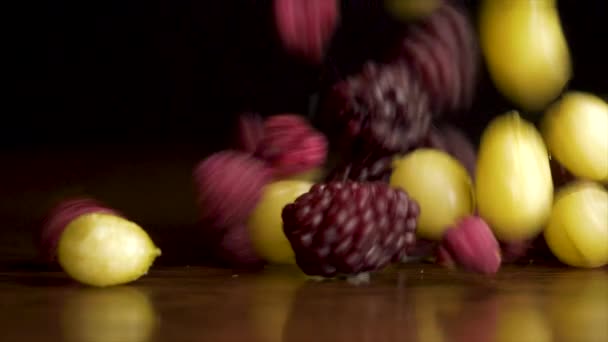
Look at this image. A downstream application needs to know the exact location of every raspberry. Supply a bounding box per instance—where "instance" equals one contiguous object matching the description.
[38,198,120,263]
[282,181,420,277]
[213,224,265,270]
[388,2,479,116]
[193,150,271,229]
[320,62,432,156]
[233,112,265,154]
[273,0,340,63]
[437,216,501,275]
[255,114,328,178]
[326,154,394,183]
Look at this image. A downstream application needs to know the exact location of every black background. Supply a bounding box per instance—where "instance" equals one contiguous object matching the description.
[6,0,608,151]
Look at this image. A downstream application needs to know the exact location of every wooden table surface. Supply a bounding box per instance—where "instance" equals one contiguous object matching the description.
[1,264,606,342]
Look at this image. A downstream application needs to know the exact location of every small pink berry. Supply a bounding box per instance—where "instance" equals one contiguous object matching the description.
[234,112,265,154]
[255,114,328,178]
[193,150,272,229]
[38,198,120,263]
[438,216,502,275]
[273,0,340,63]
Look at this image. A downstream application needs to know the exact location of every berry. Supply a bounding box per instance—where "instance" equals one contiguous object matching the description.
[390,148,475,240]
[57,213,161,287]
[282,181,419,277]
[388,2,479,115]
[233,112,265,154]
[248,180,313,264]
[193,150,272,229]
[255,114,328,178]
[437,216,501,275]
[320,61,432,156]
[38,198,120,263]
[273,0,340,63]
[214,224,265,270]
[325,154,394,183]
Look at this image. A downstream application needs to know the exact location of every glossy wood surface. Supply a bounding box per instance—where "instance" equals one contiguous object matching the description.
[1,264,606,342]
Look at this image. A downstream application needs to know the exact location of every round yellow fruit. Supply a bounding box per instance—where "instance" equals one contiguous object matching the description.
[57,213,161,287]
[479,0,571,111]
[476,112,553,241]
[390,149,475,240]
[385,0,441,21]
[544,182,608,268]
[248,180,313,264]
[61,287,157,342]
[542,91,608,182]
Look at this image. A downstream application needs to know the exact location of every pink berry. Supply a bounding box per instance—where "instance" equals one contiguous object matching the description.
[273,0,340,63]
[193,150,272,229]
[437,216,502,275]
[38,198,120,263]
[234,112,265,154]
[255,114,328,178]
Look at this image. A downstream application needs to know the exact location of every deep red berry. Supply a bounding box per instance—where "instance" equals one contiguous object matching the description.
[282,181,419,277]
[320,62,432,156]
[255,114,328,178]
[193,150,271,229]
[326,154,394,183]
[438,216,501,275]
[273,0,340,63]
[38,198,120,263]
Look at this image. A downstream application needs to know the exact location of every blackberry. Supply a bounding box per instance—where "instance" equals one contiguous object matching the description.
[282,181,419,277]
[320,61,431,156]
[326,154,394,183]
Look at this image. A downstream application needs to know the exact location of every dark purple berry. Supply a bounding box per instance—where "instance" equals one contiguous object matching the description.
[326,154,394,183]
[320,61,432,156]
[282,181,420,277]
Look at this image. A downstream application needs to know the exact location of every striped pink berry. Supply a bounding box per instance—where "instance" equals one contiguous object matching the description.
[193,150,271,229]
[38,197,120,263]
